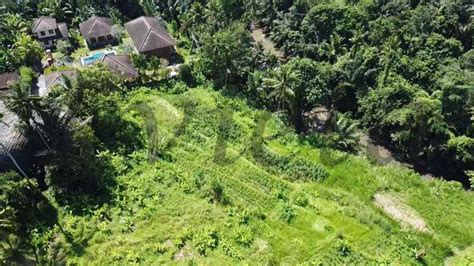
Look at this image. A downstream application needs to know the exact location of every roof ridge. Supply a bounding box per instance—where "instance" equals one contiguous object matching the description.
[142,16,173,42]
[138,28,153,52]
[126,16,174,52]
[83,16,96,36]
[150,28,175,44]
[142,16,152,29]
[103,55,137,74]
[139,28,174,52]
[33,17,56,32]
[47,72,62,87]
[47,70,76,88]
[88,17,100,36]
[82,16,112,37]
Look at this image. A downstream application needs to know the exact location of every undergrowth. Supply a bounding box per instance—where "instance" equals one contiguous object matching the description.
[37,87,473,264]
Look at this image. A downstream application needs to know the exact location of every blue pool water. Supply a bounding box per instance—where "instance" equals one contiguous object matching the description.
[81,50,116,66]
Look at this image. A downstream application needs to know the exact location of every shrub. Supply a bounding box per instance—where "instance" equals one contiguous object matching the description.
[280,203,296,223]
[237,210,250,225]
[285,160,329,182]
[111,24,124,40]
[178,63,197,87]
[233,227,254,247]
[178,174,197,194]
[205,178,229,205]
[273,186,288,201]
[251,207,267,220]
[148,134,171,161]
[335,234,351,257]
[170,82,188,94]
[291,191,309,207]
[193,227,219,255]
[174,227,193,248]
[221,240,241,258]
[56,39,72,55]
[227,208,250,225]
[153,243,169,254]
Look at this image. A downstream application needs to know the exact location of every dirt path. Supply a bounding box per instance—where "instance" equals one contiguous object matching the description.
[360,135,437,181]
[374,193,429,233]
[360,135,399,166]
[251,27,284,58]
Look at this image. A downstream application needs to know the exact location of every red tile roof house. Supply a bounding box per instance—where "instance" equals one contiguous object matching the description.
[80,16,116,49]
[125,16,176,59]
[31,16,69,49]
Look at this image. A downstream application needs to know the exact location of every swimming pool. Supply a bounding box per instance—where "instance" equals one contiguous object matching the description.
[81,50,116,66]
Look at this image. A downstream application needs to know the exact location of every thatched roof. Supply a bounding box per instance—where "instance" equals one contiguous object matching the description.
[100,54,138,79]
[32,16,58,33]
[0,72,19,90]
[125,16,175,53]
[80,16,114,40]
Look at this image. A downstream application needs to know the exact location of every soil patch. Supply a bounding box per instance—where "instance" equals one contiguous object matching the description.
[374,193,429,233]
[251,28,284,58]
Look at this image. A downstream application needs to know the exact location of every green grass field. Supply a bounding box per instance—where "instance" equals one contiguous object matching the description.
[52,87,473,264]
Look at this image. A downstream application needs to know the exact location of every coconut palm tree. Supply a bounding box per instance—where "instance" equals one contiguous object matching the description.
[328,113,360,152]
[13,34,44,71]
[3,78,39,131]
[244,0,262,22]
[2,69,54,153]
[4,84,37,131]
[0,13,29,33]
[72,5,98,26]
[264,65,308,132]
[205,0,225,31]
[271,12,292,48]
[0,13,29,45]
[139,0,157,16]
[319,34,347,64]
[264,65,298,112]
[39,0,73,21]
[180,2,208,49]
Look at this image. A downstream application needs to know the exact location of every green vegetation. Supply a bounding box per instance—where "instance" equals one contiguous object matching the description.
[3,87,469,264]
[1,0,473,264]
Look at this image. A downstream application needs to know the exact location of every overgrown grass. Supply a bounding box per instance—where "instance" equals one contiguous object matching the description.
[48,87,473,264]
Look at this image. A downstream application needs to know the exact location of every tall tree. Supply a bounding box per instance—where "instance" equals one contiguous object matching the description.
[3,67,38,130]
[197,23,253,88]
[264,65,298,112]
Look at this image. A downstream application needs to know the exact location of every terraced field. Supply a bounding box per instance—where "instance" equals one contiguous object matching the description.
[65,88,473,264]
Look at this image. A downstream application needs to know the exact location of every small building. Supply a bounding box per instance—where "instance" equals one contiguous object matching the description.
[0,72,20,90]
[31,16,68,49]
[80,16,115,49]
[100,54,139,80]
[45,70,77,91]
[125,16,175,58]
